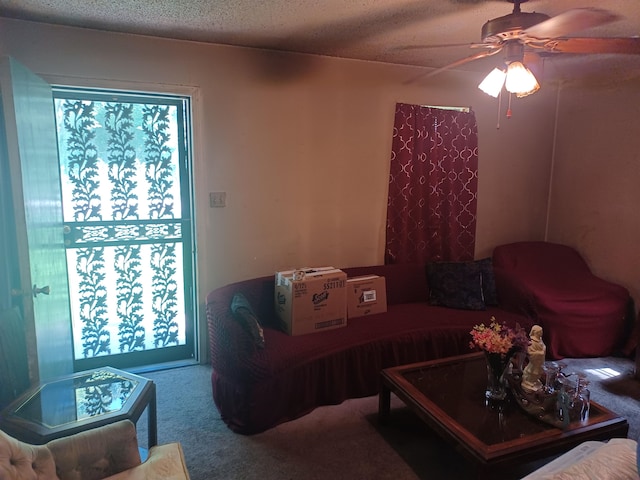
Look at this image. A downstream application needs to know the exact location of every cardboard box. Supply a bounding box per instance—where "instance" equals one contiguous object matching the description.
[346,275,387,318]
[274,268,347,335]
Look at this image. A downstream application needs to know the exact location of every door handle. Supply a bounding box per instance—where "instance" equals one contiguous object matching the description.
[10,285,50,298]
[32,285,50,297]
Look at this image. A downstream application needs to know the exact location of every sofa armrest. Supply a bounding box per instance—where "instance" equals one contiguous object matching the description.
[522,439,638,479]
[106,443,190,480]
[207,295,262,382]
[47,420,141,480]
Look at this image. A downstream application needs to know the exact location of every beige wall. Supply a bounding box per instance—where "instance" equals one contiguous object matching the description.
[0,18,560,355]
[548,81,640,307]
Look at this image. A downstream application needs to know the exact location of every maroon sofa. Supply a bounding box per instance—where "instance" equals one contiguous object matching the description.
[493,241,633,359]
[206,262,532,434]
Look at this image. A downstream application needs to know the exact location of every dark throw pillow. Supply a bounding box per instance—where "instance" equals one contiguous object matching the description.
[230,293,265,349]
[427,261,486,310]
[476,257,498,306]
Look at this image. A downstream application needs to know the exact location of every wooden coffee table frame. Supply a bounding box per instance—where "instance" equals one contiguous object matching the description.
[379,352,628,478]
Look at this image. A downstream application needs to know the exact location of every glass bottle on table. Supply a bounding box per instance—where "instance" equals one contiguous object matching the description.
[575,372,590,421]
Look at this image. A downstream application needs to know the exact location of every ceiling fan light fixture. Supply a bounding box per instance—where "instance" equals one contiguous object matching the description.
[505,61,540,97]
[478,68,507,98]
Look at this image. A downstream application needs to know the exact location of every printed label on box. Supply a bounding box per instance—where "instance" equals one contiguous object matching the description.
[346,275,387,318]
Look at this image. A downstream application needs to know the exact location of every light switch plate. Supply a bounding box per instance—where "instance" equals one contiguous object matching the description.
[209,191,226,207]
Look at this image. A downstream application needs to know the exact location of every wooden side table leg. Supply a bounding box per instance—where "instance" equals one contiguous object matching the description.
[378,381,391,425]
[148,382,158,447]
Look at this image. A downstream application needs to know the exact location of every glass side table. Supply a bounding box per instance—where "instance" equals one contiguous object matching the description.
[0,366,157,446]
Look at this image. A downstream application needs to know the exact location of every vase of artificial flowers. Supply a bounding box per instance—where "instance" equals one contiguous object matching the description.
[470,317,529,402]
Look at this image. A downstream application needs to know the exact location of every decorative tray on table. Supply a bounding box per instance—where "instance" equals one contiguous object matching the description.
[505,359,591,429]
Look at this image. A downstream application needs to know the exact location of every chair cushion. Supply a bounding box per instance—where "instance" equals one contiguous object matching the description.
[524,438,639,479]
[48,420,141,480]
[0,429,57,480]
[106,444,190,480]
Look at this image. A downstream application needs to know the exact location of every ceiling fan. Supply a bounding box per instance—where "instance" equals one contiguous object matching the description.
[417,0,640,97]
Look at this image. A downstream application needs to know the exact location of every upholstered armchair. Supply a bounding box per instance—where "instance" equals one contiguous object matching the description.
[0,420,190,480]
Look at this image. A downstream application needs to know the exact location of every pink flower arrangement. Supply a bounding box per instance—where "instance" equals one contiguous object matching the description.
[469,317,529,355]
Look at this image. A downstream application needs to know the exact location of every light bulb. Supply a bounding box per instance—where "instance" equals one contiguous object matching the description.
[505,62,540,98]
[478,68,506,98]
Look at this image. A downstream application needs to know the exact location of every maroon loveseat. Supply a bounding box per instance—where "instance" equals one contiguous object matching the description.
[493,241,633,359]
[206,262,531,434]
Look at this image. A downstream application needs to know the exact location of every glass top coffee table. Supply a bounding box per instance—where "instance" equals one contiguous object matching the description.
[0,366,156,446]
[379,352,628,479]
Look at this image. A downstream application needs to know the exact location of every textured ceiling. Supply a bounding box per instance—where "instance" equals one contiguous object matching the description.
[2,0,640,80]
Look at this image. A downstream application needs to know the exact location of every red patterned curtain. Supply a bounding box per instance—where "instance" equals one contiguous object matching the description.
[385,103,478,264]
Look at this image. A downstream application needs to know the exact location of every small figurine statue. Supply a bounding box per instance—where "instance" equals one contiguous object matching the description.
[521,325,546,392]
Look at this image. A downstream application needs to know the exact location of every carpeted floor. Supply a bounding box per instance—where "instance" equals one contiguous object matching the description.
[139,356,639,480]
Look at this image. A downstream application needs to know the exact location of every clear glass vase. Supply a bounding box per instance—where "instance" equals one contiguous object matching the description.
[485,352,509,402]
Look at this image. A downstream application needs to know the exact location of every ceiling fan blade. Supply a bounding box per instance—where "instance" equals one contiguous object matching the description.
[405,47,503,84]
[542,37,640,55]
[523,8,620,40]
[394,42,496,51]
[424,48,503,77]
